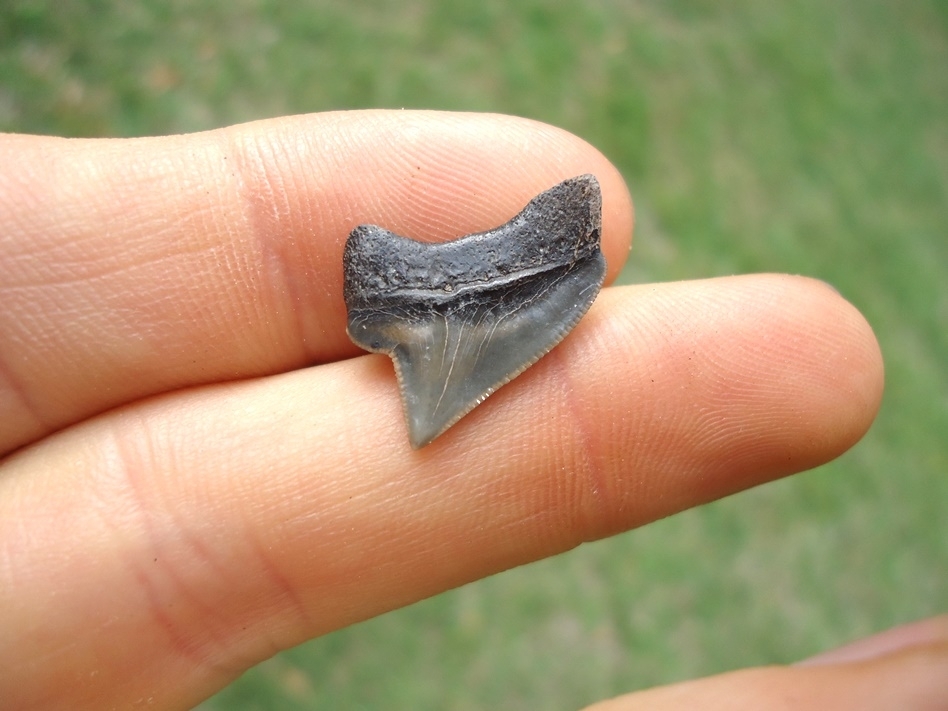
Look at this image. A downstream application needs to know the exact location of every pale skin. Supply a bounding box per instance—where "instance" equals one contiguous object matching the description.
[0,111,945,710]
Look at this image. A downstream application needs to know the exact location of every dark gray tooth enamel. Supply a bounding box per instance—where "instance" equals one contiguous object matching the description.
[343,174,606,448]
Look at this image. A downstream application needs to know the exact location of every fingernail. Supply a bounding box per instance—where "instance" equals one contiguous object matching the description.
[797,614,948,667]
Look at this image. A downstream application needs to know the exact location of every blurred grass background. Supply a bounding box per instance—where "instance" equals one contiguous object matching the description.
[2,0,946,708]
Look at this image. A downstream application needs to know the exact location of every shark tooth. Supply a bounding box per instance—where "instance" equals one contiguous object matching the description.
[343,174,606,448]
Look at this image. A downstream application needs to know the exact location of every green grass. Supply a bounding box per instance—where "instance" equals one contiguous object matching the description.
[3,1,946,708]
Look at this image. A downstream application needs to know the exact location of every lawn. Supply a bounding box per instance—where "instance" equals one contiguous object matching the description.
[2,1,946,708]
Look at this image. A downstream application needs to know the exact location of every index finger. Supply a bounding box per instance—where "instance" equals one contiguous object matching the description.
[0,111,633,455]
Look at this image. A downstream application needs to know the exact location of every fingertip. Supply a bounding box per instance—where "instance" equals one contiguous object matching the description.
[789,275,885,457]
[226,110,634,279]
[540,274,887,533]
[799,615,948,668]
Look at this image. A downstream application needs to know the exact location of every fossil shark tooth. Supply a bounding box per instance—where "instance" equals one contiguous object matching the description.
[343,174,606,448]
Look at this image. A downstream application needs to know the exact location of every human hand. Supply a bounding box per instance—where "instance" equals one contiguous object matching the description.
[1,111,940,709]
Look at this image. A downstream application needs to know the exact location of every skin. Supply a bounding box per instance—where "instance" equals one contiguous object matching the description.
[0,110,943,710]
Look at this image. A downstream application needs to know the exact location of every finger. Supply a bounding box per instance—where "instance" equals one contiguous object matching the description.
[798,614,948,667]
[0,111,633,455]
[582,616,948,710]
[0,274,882,709]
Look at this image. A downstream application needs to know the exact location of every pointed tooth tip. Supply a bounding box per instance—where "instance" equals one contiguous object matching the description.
[407,422,440,450]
